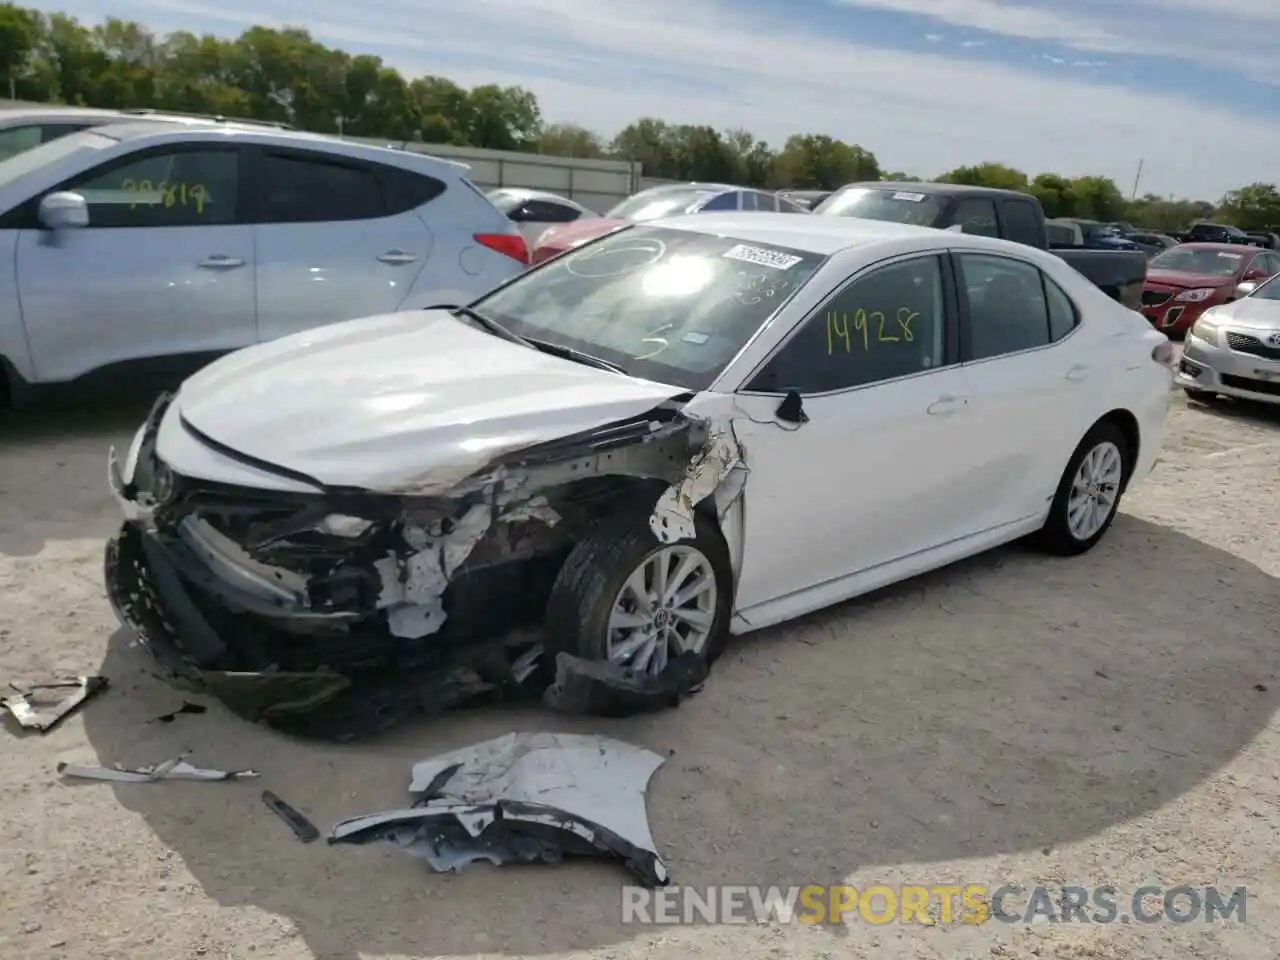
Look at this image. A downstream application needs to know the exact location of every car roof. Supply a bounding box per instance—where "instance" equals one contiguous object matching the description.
[1169,242,1251,252]
[834,180,1030,200]
[80,121,472,175]
[490,187,578,204]
[0,104,289,129]
[650,211,991,255]
[639,182,738,195]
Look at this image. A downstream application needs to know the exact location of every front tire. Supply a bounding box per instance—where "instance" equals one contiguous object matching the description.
[1036,422,1130,556]
[545,511,733,675]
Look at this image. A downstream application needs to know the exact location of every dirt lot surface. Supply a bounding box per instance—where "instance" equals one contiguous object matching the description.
[1,386,1278,960]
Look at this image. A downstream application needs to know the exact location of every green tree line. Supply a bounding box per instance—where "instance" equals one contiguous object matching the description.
[1,3,1277,232]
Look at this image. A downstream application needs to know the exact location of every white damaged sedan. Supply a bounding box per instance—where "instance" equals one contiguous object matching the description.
[105,213,1174,739]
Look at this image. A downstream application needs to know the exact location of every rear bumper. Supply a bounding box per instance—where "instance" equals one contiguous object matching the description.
[1176,332,1280,404]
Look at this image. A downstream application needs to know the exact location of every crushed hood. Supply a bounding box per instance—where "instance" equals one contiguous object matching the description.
[1208,295,1280,332]
[174,310,686,492]
[1146,270,1236,289]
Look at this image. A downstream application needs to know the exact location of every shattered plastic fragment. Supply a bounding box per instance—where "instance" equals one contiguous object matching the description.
[542,651,708,716]
[498,495,560,527]
[57,753,260,782]
[329,732,669,886]
[2,676,109,733]
[650,426,746,543]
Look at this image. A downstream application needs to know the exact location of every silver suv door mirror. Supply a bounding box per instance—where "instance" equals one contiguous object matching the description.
[38,191,89,229]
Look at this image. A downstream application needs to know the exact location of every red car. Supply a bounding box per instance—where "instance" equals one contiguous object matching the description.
[1141,242,1280,335]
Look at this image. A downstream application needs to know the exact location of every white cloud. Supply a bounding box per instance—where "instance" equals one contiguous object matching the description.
[925,33,944,41]
[959,40,986,48]
[123,0,1280,197]
[834,0,1280,83]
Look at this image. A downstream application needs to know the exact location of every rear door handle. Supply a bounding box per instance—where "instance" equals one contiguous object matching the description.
[1065,364,1091,382]
[377,249,418,265]
[197,255,245,270]
[926,394,969,416]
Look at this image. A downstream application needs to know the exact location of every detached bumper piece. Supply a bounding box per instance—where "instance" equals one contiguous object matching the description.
[103,523,520,741]
[329,733,669,887]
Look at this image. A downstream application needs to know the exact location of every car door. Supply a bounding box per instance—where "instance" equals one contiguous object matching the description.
[729,252,981,612]
[952,251,1089,529]
[250,147,434,342]
[14,141,255,383]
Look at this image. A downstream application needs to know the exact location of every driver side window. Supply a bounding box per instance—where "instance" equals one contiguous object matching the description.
[63,147,241,228]
[747,255,949,394]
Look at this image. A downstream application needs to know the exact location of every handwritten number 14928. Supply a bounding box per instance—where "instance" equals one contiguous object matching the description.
[827,307,919,354]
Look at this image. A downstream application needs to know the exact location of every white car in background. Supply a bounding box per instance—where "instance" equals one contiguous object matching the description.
[0,120,527,405]
[486,187,597,245]
[1179,269,1280,404]
[104,214,1173,738]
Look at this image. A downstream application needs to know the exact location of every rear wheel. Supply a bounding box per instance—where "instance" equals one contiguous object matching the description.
[545,512,733,673]
[1036,422,1130,556]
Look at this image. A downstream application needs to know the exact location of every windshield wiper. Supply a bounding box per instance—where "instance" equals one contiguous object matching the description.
[523,338,628,375]
[447,305,530,346]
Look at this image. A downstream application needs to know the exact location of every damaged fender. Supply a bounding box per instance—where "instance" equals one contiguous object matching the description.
[649,396,749,546]
[329,732,669,886]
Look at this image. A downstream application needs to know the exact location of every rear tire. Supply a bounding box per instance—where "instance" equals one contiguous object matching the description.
[1035,421,1130,557]
[545,511,733,673]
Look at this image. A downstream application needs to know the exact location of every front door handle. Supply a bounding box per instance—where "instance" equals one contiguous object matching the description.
[1065,363,1091,382]
[198,255,245,270]
[377,249,418,265]
[926,394,969,416]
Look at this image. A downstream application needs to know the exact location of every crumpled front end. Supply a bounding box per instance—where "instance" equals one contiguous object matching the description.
[104,390,747,740]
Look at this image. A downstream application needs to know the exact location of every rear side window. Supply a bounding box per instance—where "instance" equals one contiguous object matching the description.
[380,165,445,215]
[259,152,382,222]
[701,191,739,211]
[523,199,580,223]
[1000,200,1041,246]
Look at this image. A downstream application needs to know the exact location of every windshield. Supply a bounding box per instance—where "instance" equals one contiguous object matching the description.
[812,187,943,226]
[1149,247,1244,277]
[1250,273,1280,300]
[0,129,113,191]
[606,189,716,221]
[472,225,827,390]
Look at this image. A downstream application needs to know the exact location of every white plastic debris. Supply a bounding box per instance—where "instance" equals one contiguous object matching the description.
[57,753,260,782]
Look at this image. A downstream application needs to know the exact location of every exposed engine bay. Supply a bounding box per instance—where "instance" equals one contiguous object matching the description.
[104,391,746,741]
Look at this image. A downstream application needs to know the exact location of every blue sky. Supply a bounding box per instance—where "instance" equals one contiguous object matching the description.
[44,0,1280,199]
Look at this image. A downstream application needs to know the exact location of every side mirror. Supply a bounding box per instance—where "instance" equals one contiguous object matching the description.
[775,390,808,426]
[1235,281,1259,298]
[38,191,88,230]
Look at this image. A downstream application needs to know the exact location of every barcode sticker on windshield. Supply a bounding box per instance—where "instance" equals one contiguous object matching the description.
[722,244,803,270]
[892,192,926,201]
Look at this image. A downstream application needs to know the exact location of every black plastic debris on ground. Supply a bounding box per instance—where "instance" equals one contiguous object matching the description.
[148,701,208,724]
[1,676,109,733]
[262,790,320,842]
[542,651,708,716]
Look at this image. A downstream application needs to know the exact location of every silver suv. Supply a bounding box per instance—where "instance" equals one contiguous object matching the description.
[0,120,528,403]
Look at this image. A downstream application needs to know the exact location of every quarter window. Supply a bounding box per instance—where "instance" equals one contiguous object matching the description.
[67,148,240,227]
[957,254,1054,359]
[951,198,999,237]
[747,255,947,394]
[1044,274,1078,341]
[0,125,44,161]
[259,152,382,222]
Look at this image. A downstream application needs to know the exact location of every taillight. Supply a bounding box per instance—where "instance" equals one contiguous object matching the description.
[475,232,529,265]
[1152,341,1175,366]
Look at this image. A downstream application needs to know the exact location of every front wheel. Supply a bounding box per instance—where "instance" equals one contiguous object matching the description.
[1035,422,1130,556]
[544,512,733,675]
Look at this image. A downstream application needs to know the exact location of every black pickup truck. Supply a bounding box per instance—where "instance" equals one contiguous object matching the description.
[812,182,1147,311]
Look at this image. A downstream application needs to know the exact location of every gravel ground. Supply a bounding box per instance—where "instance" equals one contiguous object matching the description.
[1,384,1278,960]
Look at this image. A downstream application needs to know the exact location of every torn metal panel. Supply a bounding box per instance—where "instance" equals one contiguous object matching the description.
[2,676,108,733]
[542,651,708,717]
[329,733,669,886]
[497,495,560,527]
[649,422,747,544]
[57,753,260,782]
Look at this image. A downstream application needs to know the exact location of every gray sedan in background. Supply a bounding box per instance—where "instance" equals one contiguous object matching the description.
[1178,270,1280,404]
